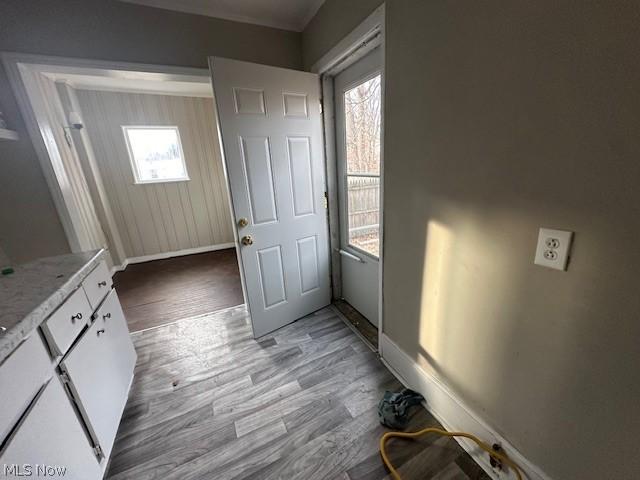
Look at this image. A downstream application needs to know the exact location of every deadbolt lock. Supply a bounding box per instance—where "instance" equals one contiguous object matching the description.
[241,235,254,246]
[237,218,249,228]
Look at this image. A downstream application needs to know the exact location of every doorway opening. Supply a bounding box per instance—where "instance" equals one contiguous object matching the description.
[313,5,385,350]
[4,52,336,339]
[2,54,244,332]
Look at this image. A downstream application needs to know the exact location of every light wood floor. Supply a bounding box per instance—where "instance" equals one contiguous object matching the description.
[106,306,490,480]
[113,249,243,332]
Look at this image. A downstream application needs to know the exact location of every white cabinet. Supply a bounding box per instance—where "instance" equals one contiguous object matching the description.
[41,287,92,357]
[0,376,102,480]
[61,289,136,460]
[0,332,52,443]
[81,261,112,310]
[2,255,135,475]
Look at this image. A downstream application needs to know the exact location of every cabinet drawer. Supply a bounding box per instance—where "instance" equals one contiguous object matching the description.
[81,261,112,310]
[61,289,136,460]
[0,376,102,480]
[0,332,52,443]
[41,287,92,357]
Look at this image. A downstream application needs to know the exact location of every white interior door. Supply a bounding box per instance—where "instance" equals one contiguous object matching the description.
[334,47,383,326]
[209,57,331,338]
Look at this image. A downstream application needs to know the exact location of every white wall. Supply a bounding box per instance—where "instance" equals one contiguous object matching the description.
[77,90,234,260]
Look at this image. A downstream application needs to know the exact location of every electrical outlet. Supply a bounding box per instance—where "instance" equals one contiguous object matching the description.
[534,228,573,271]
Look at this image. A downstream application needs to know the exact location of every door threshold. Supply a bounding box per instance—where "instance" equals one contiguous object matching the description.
[331,300,378,351]
[130,303,247,335]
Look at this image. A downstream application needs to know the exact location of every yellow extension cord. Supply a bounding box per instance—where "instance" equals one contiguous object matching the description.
[380,427,525,480]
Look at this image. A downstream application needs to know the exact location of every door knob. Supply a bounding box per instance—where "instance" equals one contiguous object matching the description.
[237,218,249,228]
[241,235,254,246]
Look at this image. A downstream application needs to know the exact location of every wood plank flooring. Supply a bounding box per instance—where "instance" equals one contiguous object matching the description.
[113,250,243,332]
[107,306,491,480]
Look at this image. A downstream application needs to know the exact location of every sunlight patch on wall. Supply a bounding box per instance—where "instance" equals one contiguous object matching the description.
[418,220,454,367]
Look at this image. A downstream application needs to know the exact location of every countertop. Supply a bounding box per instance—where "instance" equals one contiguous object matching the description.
[0,249,104,364]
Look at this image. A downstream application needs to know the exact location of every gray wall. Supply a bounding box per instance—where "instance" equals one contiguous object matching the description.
[77,90,234,260]
[302,0,382,69]
[0,0,301,264]
[304,1,640,479]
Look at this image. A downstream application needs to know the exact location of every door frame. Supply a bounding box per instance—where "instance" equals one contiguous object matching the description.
[1,52,209,258]
[1,53,247,303]
[311,4,386,350]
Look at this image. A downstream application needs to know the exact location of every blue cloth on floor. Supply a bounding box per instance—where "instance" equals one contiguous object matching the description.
[378,389,425,429]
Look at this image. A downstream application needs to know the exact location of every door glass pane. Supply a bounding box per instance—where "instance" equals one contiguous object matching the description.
[344,74,381,257]
[347,175,380,257]
[344,75,381,175]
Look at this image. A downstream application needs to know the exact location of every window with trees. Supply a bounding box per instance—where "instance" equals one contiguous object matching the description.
[344,74,381,257]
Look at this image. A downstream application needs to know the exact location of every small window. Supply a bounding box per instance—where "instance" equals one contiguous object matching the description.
[122,126,189,184]
[343,74,382,258]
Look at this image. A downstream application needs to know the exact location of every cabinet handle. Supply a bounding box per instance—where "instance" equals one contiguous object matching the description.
[97,329,105,337]
[98,281,107,287]
[103,313,111,320]
[71,313,83,323]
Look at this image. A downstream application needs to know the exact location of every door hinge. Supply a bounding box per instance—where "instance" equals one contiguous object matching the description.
[59,371,71,384]
[93,445,103,458]
[323,192,328,209]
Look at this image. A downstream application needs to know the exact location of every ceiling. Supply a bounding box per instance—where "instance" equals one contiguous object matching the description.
[40,68,212,98]
[117,0,326,32]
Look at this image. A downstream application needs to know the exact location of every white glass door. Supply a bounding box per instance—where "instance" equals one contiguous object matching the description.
[334,47,382,326]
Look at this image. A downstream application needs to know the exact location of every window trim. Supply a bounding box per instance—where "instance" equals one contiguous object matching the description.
[122,125,190,185]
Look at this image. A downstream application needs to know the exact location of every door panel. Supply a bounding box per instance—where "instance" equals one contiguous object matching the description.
[61,289,136,460]
[240,136,278,224]
[335,47,383,326]
[287,137,315,217]
[257,246,287,308]
[297,235,320,294]
[210,57,331,337]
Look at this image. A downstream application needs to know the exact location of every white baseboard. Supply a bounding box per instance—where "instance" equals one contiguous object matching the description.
[110,243,235,275]
[380,334,552,480]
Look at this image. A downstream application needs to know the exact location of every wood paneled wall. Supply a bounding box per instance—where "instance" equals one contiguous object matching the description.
[77,90,234,259]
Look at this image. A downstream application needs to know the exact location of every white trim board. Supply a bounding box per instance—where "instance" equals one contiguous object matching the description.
[380,334,553,480]
[310,4,385,74]
[110,242,235,274]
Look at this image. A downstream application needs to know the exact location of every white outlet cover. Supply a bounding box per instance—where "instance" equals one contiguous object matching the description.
[534,228,573,271]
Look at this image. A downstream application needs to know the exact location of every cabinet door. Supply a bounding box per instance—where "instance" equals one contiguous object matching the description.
[0,376,102,480]
[41,287,92,357]
[81,260,112,310]
[0,332,52,443]
[61,289,136,460]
